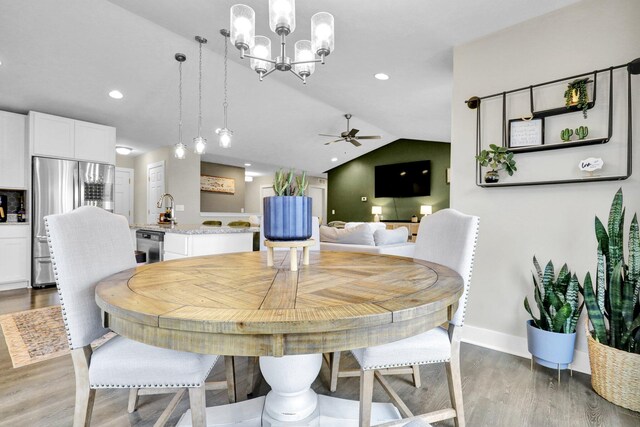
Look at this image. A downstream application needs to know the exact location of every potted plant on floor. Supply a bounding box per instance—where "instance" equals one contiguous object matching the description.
[263,169,312,241]
[524,256,583,376]
[475,144,517,183]
[582,188,640,412]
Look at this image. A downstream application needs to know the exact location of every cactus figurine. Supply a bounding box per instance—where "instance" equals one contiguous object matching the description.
[560,128,573,142]
[575,125,589,140]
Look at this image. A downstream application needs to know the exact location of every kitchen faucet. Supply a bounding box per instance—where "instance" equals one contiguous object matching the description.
[156,193,175,225]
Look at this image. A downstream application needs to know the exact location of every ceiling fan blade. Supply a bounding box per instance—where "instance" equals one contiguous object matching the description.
[319,133,341,137]
[324,139,344,145]
[350,139,362,147]
[348,128,360,137]
[355,135,381,139]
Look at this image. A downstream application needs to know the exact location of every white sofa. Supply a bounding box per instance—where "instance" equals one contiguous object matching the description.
[319,222,415,258]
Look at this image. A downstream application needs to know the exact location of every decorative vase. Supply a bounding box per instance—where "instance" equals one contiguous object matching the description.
[526,320,576,370]
[484,170,499,183]
[587,328,640,412]
[570,88,580,105]
[263,196,312,241]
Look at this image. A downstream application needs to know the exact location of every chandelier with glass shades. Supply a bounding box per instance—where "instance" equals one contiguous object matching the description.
[230,0,334,84]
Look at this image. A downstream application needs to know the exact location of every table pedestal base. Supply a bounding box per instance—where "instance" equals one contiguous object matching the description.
[177,395,401,427]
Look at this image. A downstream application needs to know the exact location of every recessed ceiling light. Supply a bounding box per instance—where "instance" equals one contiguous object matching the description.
[374,73,389,80]
[244,163,252,166]
[109,90,124,99]
[331,157,338,162]
[245,176,254,182]
[115,146,132,155]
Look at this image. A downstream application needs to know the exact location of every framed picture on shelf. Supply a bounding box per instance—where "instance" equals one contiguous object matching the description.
[508,118,544,148]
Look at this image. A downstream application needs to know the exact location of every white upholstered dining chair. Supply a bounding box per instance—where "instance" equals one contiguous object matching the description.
[45,206,235,427]
[327,209,479,427]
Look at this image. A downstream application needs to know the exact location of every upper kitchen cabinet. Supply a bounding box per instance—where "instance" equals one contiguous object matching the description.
[29,111,116,165]
[0,111,27,189]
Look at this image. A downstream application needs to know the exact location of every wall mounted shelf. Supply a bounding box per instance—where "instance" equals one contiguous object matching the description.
[532,102,595,119]
[508,137,609,154]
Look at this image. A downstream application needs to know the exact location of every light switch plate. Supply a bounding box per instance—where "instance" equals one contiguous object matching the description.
[175,205,185,211]
[331,210,335,215]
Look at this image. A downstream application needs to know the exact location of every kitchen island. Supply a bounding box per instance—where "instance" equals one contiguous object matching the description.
[131,224,259,260]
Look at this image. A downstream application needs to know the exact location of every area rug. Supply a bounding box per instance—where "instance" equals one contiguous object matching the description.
[0,305,113,368]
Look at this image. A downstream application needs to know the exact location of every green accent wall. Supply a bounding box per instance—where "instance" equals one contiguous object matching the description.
[327,139,450,222]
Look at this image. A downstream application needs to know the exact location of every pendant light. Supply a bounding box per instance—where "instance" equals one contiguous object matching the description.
[216,29,233,148]
[193,36,207,155]
[174,53,187,159]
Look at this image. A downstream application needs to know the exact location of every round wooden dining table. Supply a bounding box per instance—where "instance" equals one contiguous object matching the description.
[96,250,463,427]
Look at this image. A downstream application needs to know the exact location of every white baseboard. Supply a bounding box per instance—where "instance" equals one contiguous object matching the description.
[461,324,591,375]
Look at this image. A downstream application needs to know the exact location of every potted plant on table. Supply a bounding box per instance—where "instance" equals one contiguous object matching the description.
[564,78,590,119]
[263,169,312,241]
[475,144,517,183]
[582,188,640,412]
[524,256,583,378]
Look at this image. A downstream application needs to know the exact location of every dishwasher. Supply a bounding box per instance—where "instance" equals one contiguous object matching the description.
[136,230,165,263]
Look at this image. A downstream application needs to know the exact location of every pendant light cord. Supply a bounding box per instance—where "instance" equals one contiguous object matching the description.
[178,61,183,144]
[223,33,229,129]
[198,40,203,137]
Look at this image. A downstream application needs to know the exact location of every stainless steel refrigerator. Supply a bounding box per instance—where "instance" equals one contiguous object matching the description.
[32,157,115,288]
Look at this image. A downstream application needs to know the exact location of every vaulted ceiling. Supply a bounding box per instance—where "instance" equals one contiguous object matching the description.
[0,0,580,175]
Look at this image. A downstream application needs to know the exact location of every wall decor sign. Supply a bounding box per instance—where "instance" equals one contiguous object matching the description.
[508,118,544,148]
[200,175,235,194]
[579,157,604,172]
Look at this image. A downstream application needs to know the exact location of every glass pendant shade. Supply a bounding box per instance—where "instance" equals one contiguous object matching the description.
[268,0,295,35]
[311,12,334,57]
[294,40,315,76]
[174,142,186,159]
[230,4,255,51]
[193,136,207,154]
[217,128,233,148]
[250,36,272,74]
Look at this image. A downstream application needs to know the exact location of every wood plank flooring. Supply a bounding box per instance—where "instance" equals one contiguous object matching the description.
[0,288,638,427]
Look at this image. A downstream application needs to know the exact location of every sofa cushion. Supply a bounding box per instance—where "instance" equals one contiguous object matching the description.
[374,227,408,246]
[319,224,375,246]
[344,222,387,233]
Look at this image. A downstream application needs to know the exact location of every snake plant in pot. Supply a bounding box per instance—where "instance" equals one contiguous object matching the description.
[582,188,640,411]
[263,169,312,241]
[524,257,583,373]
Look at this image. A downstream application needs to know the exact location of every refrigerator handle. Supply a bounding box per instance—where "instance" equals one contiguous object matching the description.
[74,163,80,209]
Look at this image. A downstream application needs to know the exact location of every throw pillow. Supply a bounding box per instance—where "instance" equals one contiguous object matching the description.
[373,227,409,246]
[319,224,375,246]
[344,222,387,233]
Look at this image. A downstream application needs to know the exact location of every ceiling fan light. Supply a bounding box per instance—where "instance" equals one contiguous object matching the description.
[250,36,273,74]
[269,0,296,35]
[174,142,186,159]
[294,40,315,76]
[193,136,207,154]
[311,12,334,57]
[230,4,255,51]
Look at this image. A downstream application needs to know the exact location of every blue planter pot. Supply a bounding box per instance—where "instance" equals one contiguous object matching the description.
[263,196,312,241]
[526,320,576,370]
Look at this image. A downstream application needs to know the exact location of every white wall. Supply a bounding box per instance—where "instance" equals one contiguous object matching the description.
[451,0,640,373]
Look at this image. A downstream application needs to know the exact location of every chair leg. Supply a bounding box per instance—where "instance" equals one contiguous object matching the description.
[224,356,237,403]
[359,369,374,427]
[127,389,139,413]
[70,346,95,427]
[411,364,421,388]
[188,384,207,427]
[330,351,341,392]
[446,356,465,427]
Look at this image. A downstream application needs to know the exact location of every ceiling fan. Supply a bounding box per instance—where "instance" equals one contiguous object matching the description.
[319,114,381,147]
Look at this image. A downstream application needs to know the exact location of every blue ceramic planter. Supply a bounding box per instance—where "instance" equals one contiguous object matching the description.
[526,320,576,370]
[263,196,312,241]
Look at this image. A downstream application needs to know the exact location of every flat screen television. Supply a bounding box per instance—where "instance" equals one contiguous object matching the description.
[374,160,431,198]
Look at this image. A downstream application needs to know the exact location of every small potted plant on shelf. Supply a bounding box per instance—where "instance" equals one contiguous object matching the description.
[564,78,590,119]
[524,256,583,377]
[582,188,640,412]
[263,169,312,241]
[475,144,517,183]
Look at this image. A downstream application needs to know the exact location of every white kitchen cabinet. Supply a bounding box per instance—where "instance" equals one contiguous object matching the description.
[0,224,29,289]
[0,111,27,189]
[75,120,116,164]
[164,232,254,260]
[29,111,116,164]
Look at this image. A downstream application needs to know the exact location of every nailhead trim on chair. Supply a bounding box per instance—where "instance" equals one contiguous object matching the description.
[452,216,480,328]
[360,357,451,371]
[44,218,74,349]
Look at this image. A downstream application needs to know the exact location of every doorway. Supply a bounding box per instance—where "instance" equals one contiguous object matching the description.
[308,186,326,225]
[115,167,134,223]
[147,161,165,224]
